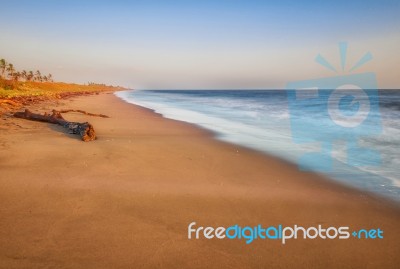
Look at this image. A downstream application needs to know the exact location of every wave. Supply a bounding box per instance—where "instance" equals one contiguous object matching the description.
[115,89,400,201]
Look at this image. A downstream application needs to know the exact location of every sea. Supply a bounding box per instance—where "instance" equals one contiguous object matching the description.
[115,89,400,202]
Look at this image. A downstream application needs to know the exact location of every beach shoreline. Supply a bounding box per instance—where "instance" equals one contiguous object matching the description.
[115,89,400,202]
[0,92,399,268]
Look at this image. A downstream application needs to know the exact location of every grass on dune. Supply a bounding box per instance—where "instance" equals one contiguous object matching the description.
[0,80,125,99]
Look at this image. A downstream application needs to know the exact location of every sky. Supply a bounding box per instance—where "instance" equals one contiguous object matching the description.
[0,0,399,89]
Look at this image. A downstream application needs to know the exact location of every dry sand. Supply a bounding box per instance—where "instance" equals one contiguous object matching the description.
[0,92,399,269]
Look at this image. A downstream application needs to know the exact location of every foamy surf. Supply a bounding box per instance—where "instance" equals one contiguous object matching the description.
[115,89,400,201]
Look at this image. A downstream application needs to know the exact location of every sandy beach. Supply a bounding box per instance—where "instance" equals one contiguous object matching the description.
[0,92,399,269]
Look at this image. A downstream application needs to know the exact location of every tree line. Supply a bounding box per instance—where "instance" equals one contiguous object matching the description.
[0,58,53,83]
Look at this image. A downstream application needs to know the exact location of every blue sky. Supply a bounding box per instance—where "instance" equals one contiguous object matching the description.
[0,0,399,88]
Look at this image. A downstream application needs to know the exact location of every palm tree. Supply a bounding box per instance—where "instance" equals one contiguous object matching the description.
[12,71,21,82]
[21,70,28,81]
[43,75,48,82]
[27,71,34,81]
[34,70,42,82]
[6,63,15,79]
[0,59,6,79]
[47,73,53,82]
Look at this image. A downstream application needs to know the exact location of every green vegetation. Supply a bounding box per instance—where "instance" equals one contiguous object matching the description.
[0,58,53,85]
[0,58,124,99]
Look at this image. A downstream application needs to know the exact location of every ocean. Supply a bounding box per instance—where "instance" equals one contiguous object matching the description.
[115,89,400,201]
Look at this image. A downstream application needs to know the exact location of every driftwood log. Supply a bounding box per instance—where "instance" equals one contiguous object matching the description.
[14,109,108,142]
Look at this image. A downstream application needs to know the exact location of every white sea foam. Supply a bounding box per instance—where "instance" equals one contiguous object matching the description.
[115,90,400,201]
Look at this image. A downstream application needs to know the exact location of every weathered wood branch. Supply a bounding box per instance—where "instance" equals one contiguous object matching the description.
[55,109,109,118]
[14,109,98,142]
